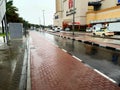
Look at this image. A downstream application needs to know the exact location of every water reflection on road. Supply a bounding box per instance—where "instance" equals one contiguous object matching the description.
[0,39,25,90]
[40,32,120,84]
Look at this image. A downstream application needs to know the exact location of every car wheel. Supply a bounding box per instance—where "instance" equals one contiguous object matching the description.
[102,33,105,37]
[93,33,96,36]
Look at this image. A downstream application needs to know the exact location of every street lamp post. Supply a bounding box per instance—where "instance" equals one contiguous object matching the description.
[72,0,75,36]
[42,10,45,27]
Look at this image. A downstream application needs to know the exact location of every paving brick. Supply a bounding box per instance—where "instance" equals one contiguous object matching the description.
[30,31,120,90]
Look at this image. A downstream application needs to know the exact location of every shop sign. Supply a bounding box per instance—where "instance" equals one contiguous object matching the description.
[69,0,73,9]
[66,8,76,16]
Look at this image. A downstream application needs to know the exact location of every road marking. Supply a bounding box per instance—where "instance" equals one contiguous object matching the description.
[56,35,119,85]
[94,69,117,84]
[84,64,92,68]
[62,49,67,52]
[72,55,82,62]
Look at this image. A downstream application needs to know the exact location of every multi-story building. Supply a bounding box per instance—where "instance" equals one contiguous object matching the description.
[54,0,89,30]
[87,0,120,25]
[54,0,63,27]
[54,0,120,31]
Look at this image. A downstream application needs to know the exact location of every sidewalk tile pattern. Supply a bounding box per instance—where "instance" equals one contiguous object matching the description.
[30,31,120,90]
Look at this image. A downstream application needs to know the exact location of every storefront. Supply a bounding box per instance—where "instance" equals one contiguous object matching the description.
[87,5,120,26]
[54,0,88,31]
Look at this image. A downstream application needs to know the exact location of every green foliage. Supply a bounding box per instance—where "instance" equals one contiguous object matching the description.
[6,0,30,29]
[0,33,6,37]
[6,0,19,23]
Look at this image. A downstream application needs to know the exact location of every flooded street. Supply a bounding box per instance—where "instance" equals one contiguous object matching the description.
[40,32,120,84]
[0,38,26,90]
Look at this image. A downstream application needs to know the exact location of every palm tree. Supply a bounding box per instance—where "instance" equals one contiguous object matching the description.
[6,0,19,23]
[6,0,40,29]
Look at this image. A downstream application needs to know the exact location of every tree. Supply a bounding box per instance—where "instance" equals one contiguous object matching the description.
[6,0,40,29]
[6,0,19,23]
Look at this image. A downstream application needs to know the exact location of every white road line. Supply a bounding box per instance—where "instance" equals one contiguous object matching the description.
[62,49,67,52]
[84,64,92,68]
[61,48,118,85]
[94,69,117,84]
[72,55,82,62]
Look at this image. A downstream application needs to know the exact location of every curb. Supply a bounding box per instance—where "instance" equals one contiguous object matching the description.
[54,33,120,51]
[19,38,29,90]
[27,37,31,90]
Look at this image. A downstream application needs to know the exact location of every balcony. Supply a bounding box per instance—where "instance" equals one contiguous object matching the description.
[88,1,101,6]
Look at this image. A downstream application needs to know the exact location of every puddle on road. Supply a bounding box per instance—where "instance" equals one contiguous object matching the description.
[0,39,25,90]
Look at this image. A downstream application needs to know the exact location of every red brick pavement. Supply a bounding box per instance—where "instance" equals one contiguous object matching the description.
[30,31,120,90]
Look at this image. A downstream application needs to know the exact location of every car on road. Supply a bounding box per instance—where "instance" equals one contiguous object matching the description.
[53,27,62,32]
[65,27,70,31]
[93,28,114,37]
[86,27,93,32]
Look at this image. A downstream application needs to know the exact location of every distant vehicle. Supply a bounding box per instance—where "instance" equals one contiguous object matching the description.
[65,27,70,31]
[108,22,120,34]
[53,27,61,32]
[93,28,114,37]
[86,27,93,32]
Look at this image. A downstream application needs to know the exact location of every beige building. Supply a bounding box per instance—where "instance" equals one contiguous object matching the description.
[54,0,63,27]
[87,0,120,25]
[54,0,120,30]
[54,0,89,30]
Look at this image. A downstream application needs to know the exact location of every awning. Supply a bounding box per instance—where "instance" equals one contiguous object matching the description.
[68,22,80,25]
[62,19,71,27]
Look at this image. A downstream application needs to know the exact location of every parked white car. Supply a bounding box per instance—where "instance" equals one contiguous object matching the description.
[93,28,114,37]
[65,28,70,31]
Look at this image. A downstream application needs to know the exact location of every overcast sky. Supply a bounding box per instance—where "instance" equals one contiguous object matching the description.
[13,0,55,25]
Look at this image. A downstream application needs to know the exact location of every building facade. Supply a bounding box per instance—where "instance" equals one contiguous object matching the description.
[54,0,120,30]
[87,0,120,25]
[54,0,63,27]
[54,0,89,30]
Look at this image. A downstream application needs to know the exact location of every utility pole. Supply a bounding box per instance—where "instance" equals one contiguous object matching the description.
[42,10,45,27]
[72,0,75,36]
[39,17,41,30]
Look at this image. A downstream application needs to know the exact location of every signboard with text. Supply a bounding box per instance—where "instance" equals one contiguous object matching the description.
[69,0,73,9]
[9,23,23,39]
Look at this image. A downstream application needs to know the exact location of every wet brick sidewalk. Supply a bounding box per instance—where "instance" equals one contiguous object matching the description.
[30,31,120,90]
[0,38,26,90]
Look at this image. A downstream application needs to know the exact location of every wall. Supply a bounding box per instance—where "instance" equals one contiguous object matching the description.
[101,0,117,10]
[86,6,120,24]
[62,0,88,25]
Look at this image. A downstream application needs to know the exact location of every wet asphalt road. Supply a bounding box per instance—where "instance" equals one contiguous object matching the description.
[40,32,120,84]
